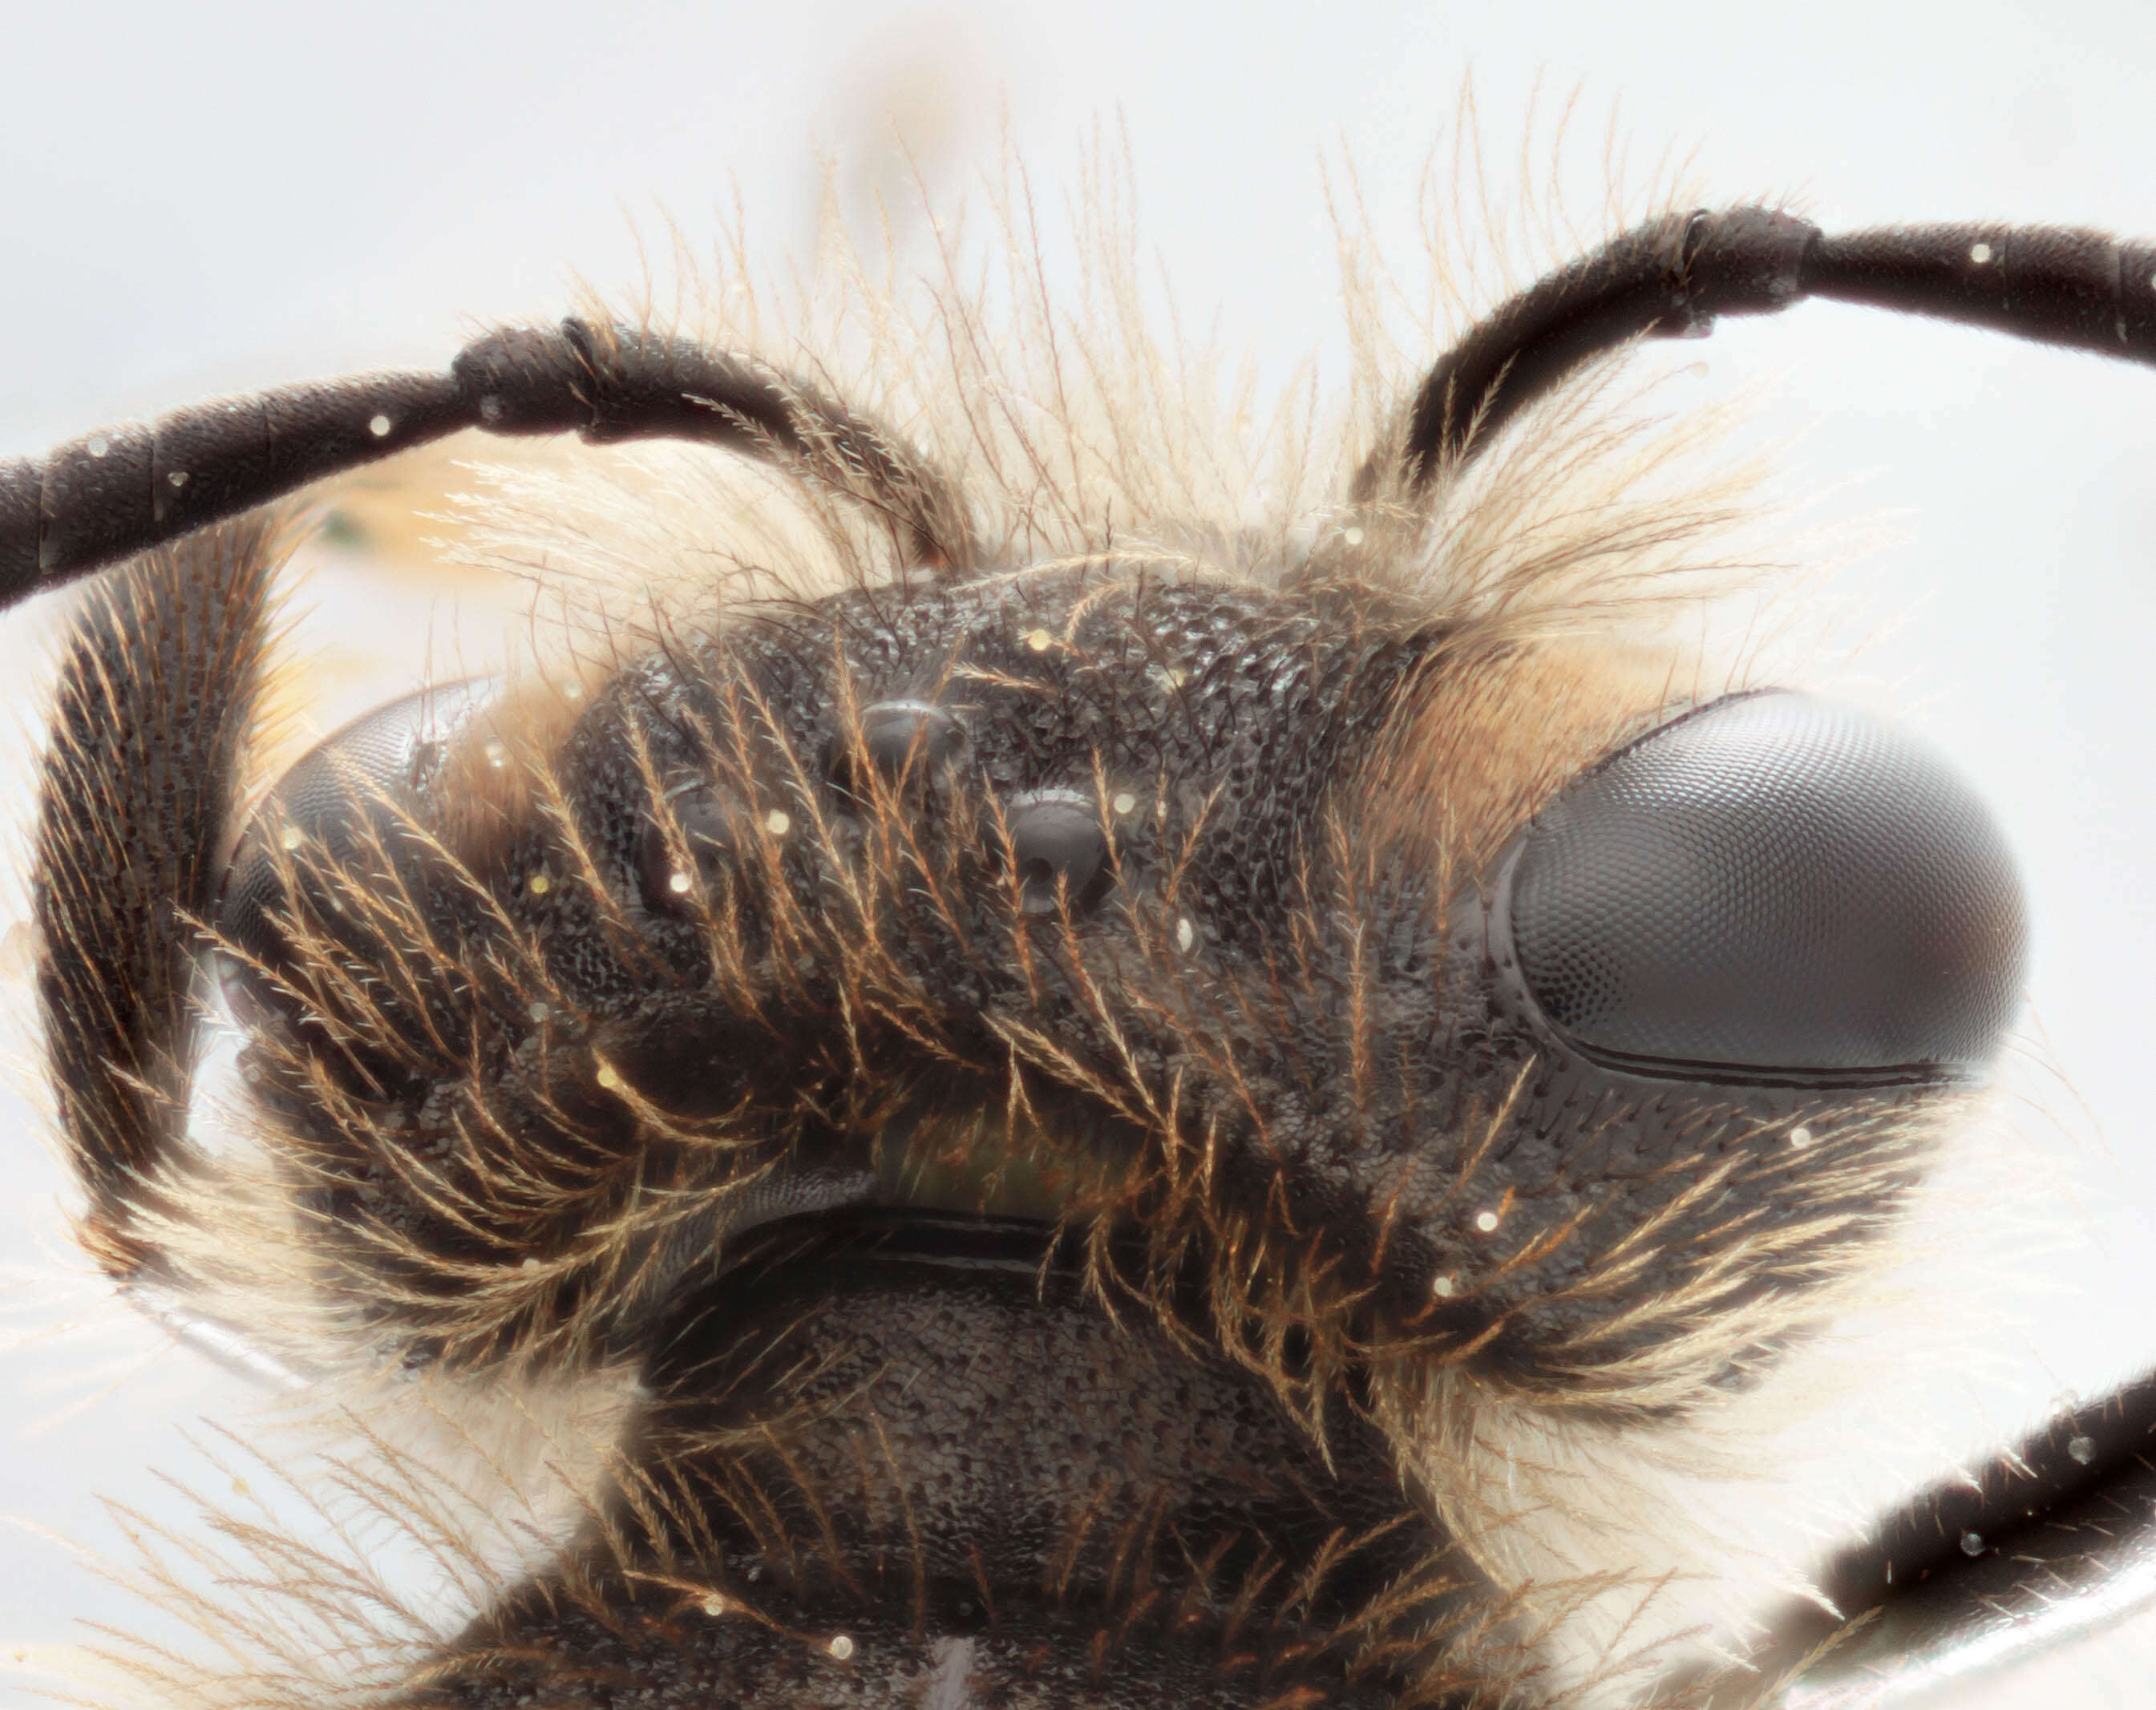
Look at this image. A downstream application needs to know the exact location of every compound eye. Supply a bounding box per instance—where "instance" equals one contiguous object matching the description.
[220,681,490,969]
[638,783,745,914]
[1503,692,2026,1081]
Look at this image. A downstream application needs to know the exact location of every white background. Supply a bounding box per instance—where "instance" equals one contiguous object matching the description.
[1,2,2154,1705]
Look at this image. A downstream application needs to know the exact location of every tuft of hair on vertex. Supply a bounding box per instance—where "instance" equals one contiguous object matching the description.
[424,123,1788,674]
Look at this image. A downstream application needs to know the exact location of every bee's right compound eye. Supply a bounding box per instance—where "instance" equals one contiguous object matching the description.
[1499,691,2027,1083]
[218,681,493,974]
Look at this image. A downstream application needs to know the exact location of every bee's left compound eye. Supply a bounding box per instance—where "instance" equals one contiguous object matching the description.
[1497,691,2027,1083]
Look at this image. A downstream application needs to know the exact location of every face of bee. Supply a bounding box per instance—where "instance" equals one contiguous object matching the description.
[198,544,2025,1389]
[22,415,2035,1706]
[7,93,2153,1698]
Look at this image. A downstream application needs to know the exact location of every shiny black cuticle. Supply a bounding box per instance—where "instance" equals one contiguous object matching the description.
[1006,790,1113,917]
[831,698,967,800]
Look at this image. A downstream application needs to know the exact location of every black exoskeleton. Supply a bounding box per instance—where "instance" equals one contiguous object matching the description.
[15,201,2154,1707]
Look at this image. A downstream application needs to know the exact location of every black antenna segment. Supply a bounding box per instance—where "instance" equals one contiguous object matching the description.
[1363,208,2156,495]
[0,317,976,605]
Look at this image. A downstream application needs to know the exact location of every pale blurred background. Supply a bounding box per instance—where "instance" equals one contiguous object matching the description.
[2,2,2154,1704]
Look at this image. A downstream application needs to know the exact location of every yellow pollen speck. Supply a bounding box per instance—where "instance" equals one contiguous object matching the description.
[1112,791,1137,816]
[764,809,791,836]
[278,826,303,851]
[520,1256,540,1274]
[1025,628,1053,653]
[1474,1210,1501,1233]
[701,1593,728,1617]
[528,871,552,896]
[1432,1275,1457,1299]
[595,1062,623,1091]
[827,1634,856,1661]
